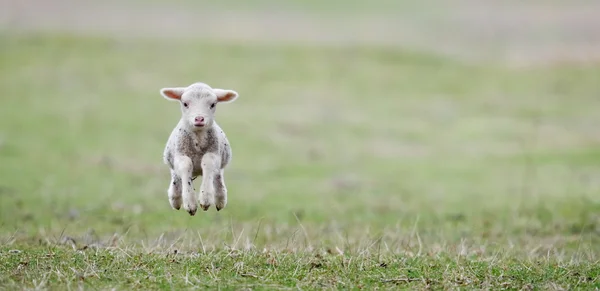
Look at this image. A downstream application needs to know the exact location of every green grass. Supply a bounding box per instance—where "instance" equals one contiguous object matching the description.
[1,33,600,290]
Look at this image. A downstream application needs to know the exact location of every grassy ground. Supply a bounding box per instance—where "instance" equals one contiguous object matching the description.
[1,2,600,288]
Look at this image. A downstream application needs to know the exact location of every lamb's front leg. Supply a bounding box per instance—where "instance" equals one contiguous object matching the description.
[174,155,197,216]
[199,153,221,211]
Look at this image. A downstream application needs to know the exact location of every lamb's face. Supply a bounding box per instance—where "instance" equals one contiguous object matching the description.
[179,87,218,129]
[160,83,239,131]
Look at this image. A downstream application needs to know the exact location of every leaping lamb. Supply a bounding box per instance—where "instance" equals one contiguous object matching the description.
[160,82,239,216]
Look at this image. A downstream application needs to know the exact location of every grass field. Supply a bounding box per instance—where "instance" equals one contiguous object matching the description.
[1,1,600,290]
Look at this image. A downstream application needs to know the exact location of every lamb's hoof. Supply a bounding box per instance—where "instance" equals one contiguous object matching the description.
[184,204,197,216]
[169,197,182,210]
[215,200,226,211]
[200,204,210,211]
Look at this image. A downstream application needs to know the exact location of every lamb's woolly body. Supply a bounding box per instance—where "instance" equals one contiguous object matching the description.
[163,121,231,178]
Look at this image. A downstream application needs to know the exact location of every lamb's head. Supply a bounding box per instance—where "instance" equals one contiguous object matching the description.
[160,82,238,130]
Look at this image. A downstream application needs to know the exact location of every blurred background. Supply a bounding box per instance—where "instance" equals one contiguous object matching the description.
[1,0,599,251]
[4,0,600,64]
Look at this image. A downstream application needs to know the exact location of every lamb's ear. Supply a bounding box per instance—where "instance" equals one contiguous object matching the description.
[214,89,239,103]
[160,87,186,101]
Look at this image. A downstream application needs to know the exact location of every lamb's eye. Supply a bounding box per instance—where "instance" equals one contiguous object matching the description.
[183,102,188,108]
[210,103,216,109]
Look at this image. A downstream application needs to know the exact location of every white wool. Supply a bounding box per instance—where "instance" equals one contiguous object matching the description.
[160,82,239,215]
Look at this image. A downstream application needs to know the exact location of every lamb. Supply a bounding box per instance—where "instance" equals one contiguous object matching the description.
[160,82,239,216]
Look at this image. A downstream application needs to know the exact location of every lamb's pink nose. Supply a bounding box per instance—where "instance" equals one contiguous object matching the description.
[194,116,205,126]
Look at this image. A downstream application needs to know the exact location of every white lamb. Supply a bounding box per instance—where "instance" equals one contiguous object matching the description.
[160,82,239,216]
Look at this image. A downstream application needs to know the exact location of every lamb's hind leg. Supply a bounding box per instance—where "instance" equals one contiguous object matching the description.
[199,153,220,211]
[167,170,182,210]
[214,170,227,211]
